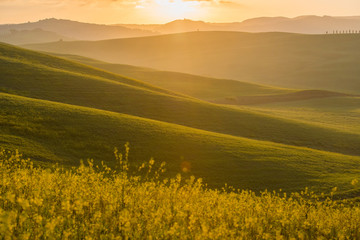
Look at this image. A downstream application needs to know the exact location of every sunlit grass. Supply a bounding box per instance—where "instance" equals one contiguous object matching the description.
[1,149,360,239]
[244,96,360,135]
[2,42,360,159]
[2,92,360,193]
[24,32,360,94]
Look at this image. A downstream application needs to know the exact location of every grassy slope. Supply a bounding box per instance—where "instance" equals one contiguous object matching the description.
[52,53,293,101]
[2,92,360,193]
[57,54,354,112]
[214,90,351,105]
[0,42,183,98]
[24,32,360,94]
[2,43,360,156]
[244,96,360,135]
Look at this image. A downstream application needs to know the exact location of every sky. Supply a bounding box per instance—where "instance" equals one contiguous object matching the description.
[1,0,360,24]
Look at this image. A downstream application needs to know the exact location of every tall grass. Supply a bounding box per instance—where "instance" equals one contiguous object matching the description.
[1,148,360,239]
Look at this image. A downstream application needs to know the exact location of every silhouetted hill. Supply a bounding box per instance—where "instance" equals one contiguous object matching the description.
[0,18,157,42]
[120,16,360,34]
[232,15,360,34]
[154,19,216,34]
[0,28,72,45]
[25,31,360,94]
[4,15,360,44]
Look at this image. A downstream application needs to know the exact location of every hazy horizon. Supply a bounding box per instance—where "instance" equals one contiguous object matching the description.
[1,0,360,24]
[1,15,360,26]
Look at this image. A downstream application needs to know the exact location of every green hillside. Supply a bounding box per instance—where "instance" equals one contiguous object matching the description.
[0,42,184,98]
[2,92,360,193]
[245,96,360,135]
[52,53,293,102]
[24,31,360,94]
[214,90,350,105]
[2,43,360,156]
[2,42,360,193]
[52,53,353,106]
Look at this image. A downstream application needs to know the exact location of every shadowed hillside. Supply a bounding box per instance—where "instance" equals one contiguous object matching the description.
[55,53,352,106]
[2,43,360,156]
[215,90,351,105]
[0,18,157,43]
[52,53,293,102]
[25,31,360,94]
[2,92,360,192]
[244,96,360,135]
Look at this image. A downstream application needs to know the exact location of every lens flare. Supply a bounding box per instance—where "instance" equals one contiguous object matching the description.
[181,161,191,173]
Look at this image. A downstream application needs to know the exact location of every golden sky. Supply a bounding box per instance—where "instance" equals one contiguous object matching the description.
[1,0,360,24]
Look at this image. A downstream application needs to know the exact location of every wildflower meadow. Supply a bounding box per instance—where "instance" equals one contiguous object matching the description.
[0,147,360,239]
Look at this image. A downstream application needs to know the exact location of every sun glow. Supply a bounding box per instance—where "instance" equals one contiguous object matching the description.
[154,0,202,20]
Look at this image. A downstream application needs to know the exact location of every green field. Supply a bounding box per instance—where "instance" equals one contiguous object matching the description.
[4,91,360,192]
[52,53,293,102]
[244,96,360,135]
[1,42,360,194]
[54,53,355,107]
[24,31,360,94]
[2,43,360,156]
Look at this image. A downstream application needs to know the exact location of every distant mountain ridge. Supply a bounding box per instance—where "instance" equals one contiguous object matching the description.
[119,15,360,34]
[2,15,360,45]
[0,18,157,44]
[0,28,72,45]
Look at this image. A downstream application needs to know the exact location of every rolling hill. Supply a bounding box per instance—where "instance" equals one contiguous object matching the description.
[51,53,294,102]
[0,18,157,43]
[2,92,360,193]
[53,53,352,106]
[2,42,360,193]
[214,90,351,105]
[0,28,73,45]
[120,15,360,34]
[2,43,360,156]
[244,96,360,135]
[24,31,360,94]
